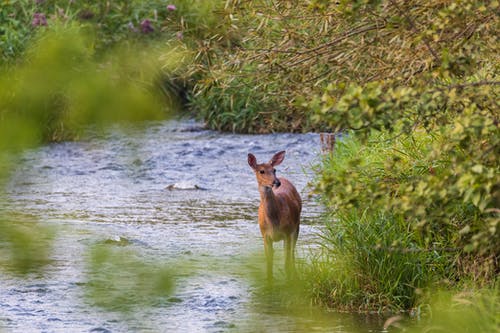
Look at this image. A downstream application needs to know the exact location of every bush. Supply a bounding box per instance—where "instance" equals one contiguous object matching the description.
[189,0,498,133]
[309,125,498,310]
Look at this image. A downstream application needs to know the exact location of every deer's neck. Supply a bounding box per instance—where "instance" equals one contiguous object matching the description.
[259,186,281,225]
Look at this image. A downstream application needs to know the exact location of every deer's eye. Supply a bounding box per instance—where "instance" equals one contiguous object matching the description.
[259,170,265,174]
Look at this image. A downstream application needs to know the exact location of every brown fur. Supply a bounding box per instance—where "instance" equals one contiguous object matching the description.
[248,151,302,280]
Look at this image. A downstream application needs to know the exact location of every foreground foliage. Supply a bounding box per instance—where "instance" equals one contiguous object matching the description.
[405,287,500,333]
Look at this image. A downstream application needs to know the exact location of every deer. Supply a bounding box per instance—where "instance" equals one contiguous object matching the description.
[247,151,302,281]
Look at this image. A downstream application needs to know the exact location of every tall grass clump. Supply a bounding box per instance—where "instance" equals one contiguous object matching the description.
[310,211,445,312]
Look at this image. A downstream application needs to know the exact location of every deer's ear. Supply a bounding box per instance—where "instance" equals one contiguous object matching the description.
[269,151,285,167]
[248,153,258,170]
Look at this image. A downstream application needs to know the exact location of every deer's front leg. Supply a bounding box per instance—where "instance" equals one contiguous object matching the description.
[264,236,274,282]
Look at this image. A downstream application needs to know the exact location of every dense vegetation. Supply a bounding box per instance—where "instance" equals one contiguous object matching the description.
[303,1,499,311]
[0,0,498,322]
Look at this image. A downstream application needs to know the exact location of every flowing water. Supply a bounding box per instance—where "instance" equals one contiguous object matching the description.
[1,119,400,332]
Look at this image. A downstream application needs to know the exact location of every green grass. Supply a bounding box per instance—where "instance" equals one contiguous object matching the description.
[304,211,451,312]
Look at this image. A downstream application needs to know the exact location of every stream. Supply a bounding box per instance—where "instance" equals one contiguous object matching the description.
[1,119,399,332]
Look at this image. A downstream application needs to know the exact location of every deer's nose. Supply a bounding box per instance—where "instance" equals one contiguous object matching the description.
[273,179,281,188]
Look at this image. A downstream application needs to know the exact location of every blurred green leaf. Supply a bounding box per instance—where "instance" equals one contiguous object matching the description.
[85,244,176,312]
[0,214,54,275]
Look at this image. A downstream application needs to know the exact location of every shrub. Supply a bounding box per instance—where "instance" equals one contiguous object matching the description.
[190,0,498,132]
[309,125,498,310]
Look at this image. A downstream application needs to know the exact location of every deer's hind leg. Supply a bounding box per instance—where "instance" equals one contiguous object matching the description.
[291,226,299,264]
[284,227,299,278]
[284,234,294,277]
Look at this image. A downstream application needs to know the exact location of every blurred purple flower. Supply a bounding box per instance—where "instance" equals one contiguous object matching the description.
[167,4,176,11]
[140,19,154,34]
[176,31,183,40]
[32,13,47,27]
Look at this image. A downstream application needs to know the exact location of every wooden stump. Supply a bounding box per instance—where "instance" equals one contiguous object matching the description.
[320,133,336,154]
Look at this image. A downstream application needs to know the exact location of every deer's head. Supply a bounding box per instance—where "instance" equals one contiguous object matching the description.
[248,151,285,189]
